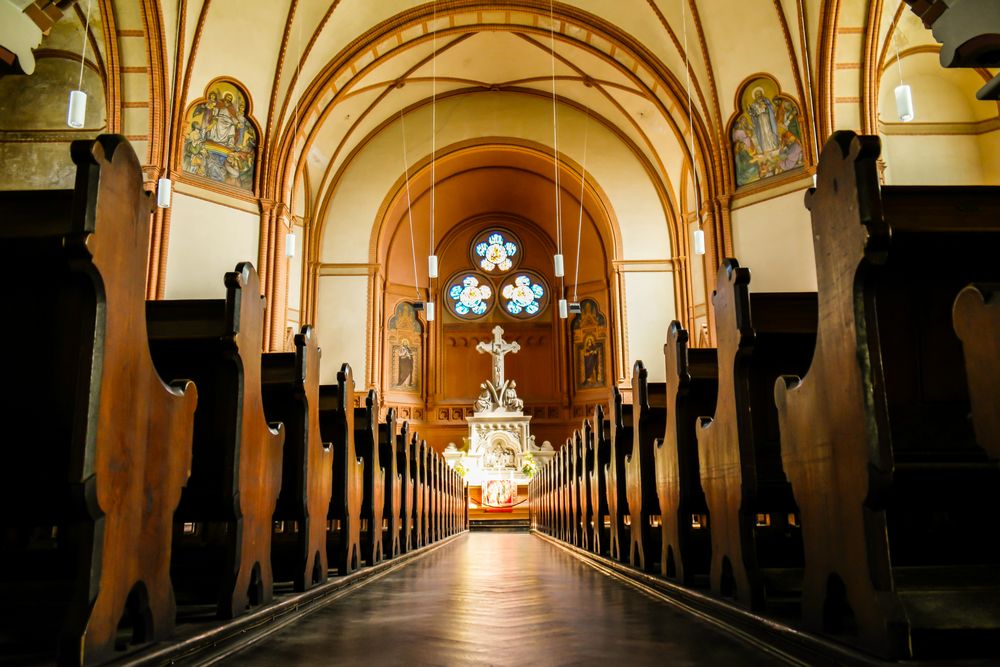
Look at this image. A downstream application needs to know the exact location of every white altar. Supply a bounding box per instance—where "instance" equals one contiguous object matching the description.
[443,326,554,494]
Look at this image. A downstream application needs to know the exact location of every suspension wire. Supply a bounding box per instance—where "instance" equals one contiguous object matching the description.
[77,0,93,91]
[290,4,302,222]
[681,0,702,229]
[549,0,564,294]
[165,0,183,167]
[400,108,420,300]
[892,3,906,85]
[430,0,437,261]
[572,105,589,304]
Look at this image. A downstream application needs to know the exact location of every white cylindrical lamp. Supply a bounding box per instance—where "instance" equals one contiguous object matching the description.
[425,301,435,321]
[895,84,914,122]
[553,253,564,277]
[285,232,296,258]
[156,177,172,209]
[558,298,568,319]
[67,90,87,129]
[693,229,706,256]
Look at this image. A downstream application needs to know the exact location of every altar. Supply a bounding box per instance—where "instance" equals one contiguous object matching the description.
[443,326,554,512]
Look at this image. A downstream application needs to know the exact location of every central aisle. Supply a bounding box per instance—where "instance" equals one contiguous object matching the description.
[230,533,776,666]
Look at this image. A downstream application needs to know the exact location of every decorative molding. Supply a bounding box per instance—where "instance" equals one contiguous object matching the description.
[319,262,382,277]
[878,118,1000,135]
[610,259,674,273]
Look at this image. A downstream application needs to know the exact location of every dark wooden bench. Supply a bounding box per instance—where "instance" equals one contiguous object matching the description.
[578,422,593,552]
[625,361,666,573]
[397,425,413,553]
[606,388,633,563]
[380,408,401,558]
[565,436,578,545]
[954,284,1000,461]
[655,321,716,587]
[262,325,333,591]
[412,438,426,548]
[697,258,816,612]
[775,131,1000,659]
[318,364,364,575]
[0,136,197,663]
[589,405,612,556]
[146,262,284,617]
[354,390,385,566]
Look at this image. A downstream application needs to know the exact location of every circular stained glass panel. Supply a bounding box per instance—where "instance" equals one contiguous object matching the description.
[501,272,548,318]
[446,272,493,319]
[471,229,520,273]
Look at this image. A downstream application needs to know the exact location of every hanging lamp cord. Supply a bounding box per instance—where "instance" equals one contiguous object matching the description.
[681,0,702,233]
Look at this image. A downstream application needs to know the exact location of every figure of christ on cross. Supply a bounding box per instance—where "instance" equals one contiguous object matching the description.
[476,326,520,388]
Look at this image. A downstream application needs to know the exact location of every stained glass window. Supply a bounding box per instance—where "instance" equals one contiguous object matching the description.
[501,273,548,318]
[473,230,519,273]
[447,273,493,319]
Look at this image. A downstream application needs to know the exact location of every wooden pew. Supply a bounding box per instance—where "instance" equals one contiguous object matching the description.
[559,443,569,542]
[396,423,413,553]
[606,388,633,563]
[380,408,402,558]
[318,364,364,575]
[774,131,1000,659]
[697,258,815,612]
[146,262,283,617]
[578,421,593,552]
[589,405,612,556]
[262,325,333,590]
[425,446,436,544]
[954,284,1000,461]
[566,436,579,546]
[354,390,385,566]
[655,321,716,587]
[412,438,426,548]
[624,361,666,573]
[0,135,197,664]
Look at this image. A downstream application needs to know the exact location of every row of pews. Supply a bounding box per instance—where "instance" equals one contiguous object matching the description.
[0,136,467,666]
[529,131,1000,661]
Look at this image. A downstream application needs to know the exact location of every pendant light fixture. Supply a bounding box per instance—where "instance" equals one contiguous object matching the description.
[425,1,439,321]
[400,106,423,313]
[548,1,568,318]
[892,5,915,123]
[66,0,94,128]
[569,104,590,316]
[157,0,184,209]
[681,0,705,256]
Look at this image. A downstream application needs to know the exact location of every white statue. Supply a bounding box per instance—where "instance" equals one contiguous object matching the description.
[476,326,520,388]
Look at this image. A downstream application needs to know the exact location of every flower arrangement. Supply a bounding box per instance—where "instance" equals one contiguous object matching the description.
[454,459,468,478]
[521,452,538,479]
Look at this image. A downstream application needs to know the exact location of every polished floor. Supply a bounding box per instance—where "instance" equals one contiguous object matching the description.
[229,533,777,666]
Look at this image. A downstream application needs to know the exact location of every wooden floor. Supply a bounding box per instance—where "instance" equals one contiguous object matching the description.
[228,533,777,666]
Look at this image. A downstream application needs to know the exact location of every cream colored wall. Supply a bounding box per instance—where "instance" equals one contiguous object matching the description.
[164,192,260,299]
[881,134,986,185]
[622,270,675,383]
[315,92,673,385]
[730,187,817,293]
[315,274,370,385]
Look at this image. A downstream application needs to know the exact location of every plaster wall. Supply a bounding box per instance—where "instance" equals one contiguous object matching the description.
[730,188,817,293]
[164,192,260,299]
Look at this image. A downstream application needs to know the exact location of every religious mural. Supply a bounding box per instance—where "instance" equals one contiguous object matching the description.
[731,76,805,187]
[571,298,607,390]
[182,79,258,190]
[482,479,518,508]
[387,301,423,393]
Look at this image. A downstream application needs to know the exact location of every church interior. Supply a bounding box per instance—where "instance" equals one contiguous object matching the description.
[1,0,999,664]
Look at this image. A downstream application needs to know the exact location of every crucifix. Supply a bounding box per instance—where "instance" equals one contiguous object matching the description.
[476,326,520,388]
